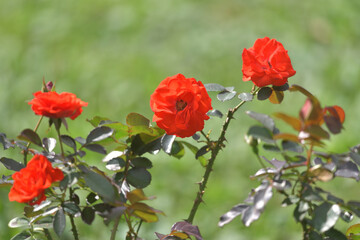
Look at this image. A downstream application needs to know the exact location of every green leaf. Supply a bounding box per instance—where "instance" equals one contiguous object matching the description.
[246,111,275,133]
[8,217,30,228]
[126,113,150,127]
[272,83,289,91]
[32,215,54,229]
[18,129,42,147]
[84,144,106,155]
[131,157,153,169]
[0,157,24,171]
[312,202,341,233]
[262,144,280,152]
[103,122,129,139]
[324,228,347,240]
[170,141,185,159]
[195,145,210,159]
[127,168,151,189]
[281,140,304,153]
[87,116,111,127]
[10,231,31,240]
[347,224,360,240]
[247,126,274,144]
[63,202,81,216]
[180,141,208,167]
[257,87,272,100]
[60,135,77,150]
[204,83,226,92]
[86,192,98,205]
[80,165,118,203]
[81,207,95,225]
[86,126,114,143]
[53,208,66,237]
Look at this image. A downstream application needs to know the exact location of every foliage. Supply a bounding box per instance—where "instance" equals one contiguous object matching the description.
[1,36,360,240]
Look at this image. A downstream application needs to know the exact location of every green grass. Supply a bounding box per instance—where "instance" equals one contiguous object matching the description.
[0,0,360,239]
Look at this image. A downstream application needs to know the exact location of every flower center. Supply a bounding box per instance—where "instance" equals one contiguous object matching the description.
[176,100,187,111]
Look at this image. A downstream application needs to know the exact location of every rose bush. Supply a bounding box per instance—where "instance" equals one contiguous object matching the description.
[8,154,64,205]
[150,73,212,138]
[28,91,88,120]
[242,36,296,87]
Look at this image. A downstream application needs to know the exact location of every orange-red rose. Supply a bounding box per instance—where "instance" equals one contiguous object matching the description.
[242,37,296,87]
[9,155,64,205]
[150,74,212,138]
[29,91,88,120]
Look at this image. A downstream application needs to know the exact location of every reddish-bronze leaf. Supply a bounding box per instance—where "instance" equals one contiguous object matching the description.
[273,113,302,131]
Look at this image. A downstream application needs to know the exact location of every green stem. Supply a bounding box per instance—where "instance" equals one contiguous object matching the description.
[69,188,80,240]
[186,96,253,224]
[55,125,65,159]
[110,216,121,240]
[24,116,43,165]
[43,228,53,240]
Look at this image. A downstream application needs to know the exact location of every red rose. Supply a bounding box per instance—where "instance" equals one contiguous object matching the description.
[150,74,212,138]
[242,37,296,87]
[28,91,88,120]
[8,155,64,205]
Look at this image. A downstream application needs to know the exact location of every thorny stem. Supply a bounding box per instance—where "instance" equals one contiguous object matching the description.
[187,89,259,224]
[24,116,43,165]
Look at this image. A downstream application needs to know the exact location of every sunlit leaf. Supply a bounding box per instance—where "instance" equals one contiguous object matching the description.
[86,126,114,143]
[309,165,334,182]
[207,109,223,118]
[347,224,360,240]
[8,217,30,228]
[312,202,341,233]
[126,113,150,127]
[43,138,56,152]
[106,158,125,171]
[273,113,301,131]
[268,90,284,104]
[87,116,111,127]
[161,134,176,154]
[238,92,254,102]
[218,204,249,227]
[204,83,226,92]
[217,90,237,102]
[171,221,203,240]
[335,161,359,180]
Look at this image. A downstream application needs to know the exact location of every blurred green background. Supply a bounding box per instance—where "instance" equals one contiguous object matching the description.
[0,0,360,239]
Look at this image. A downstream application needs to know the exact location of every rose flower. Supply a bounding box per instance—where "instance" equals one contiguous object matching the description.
[150,74,212,138]
[242,37,296,87]
[28,91,88,120]
[8,155,64,205]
